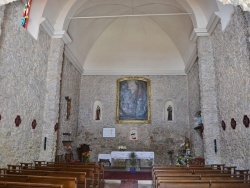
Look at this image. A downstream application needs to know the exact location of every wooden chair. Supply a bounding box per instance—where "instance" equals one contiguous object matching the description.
[7,165,21,173]
[223,166,237,174]
[211,164,225,170]
[0,168,6,175]
[34,161,46,166]
[20,162,33,169]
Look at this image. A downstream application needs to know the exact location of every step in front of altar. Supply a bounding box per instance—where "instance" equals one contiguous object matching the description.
[112,159,153,168]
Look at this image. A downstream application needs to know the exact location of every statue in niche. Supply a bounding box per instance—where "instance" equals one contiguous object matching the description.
[65,96,71,120]
[185,137,190,149]
[95,105,101,120]
[167,105,172,121]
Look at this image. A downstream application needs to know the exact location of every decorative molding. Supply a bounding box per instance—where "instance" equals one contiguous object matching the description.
[231,118,237,129]
[243,115,249,128]
[41,18,72,44]
[53,30,72,44]
[40,17,54,38]
[185,49,198,73]
[206,13,220,35]
[64,46,84,74]
[15,115,21,127]
[82,69,186,76]
[190,13,220,42]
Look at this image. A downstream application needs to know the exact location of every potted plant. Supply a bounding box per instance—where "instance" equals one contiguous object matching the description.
[129,152,137,173]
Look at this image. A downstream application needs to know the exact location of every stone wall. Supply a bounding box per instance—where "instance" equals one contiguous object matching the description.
[77,75,190,165]
[211,8,250,169]
[0,2,51,167]
[187,61,204,157]
[57,55,81,159]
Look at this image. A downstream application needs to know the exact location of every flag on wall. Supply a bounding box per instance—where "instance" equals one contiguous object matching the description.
[21,0,32,29]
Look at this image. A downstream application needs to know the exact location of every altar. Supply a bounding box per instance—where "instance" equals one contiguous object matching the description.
[110,151,154,167]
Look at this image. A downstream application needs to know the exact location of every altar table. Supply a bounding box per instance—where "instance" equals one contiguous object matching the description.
[110,151,154,166]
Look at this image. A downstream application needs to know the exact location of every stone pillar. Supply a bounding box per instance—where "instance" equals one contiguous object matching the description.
[39,39,64,161]
[192,117,204,157]
[0,5,6,36]
[198,37,221,164]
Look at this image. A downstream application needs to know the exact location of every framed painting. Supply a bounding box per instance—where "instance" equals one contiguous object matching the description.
[116,77,151,124]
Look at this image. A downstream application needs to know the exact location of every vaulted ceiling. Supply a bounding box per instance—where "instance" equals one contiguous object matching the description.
[32,0,235,75]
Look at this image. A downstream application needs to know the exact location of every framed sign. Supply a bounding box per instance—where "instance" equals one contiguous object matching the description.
[130,127,138,140]
[103,128,116,137]
[116,77,151,124]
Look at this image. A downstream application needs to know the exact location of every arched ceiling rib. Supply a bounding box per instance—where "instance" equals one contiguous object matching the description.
[40,0,229,75]
[66,1,194,71]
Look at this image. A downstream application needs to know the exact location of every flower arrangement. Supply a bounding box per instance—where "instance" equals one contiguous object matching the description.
[176,154,183,165]
[82,151,90,163]
[184,155,190,165]
[176,155,190,166]
[118,145,127,151]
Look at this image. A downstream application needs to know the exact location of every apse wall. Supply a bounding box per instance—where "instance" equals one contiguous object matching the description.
[211,8,250,169]
[77,75,190,164]
[0,3,51,167]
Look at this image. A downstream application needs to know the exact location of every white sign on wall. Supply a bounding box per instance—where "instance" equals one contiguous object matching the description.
[103,128,116,138]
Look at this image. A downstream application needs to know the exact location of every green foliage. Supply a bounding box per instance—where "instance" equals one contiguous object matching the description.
[129,152,137,167]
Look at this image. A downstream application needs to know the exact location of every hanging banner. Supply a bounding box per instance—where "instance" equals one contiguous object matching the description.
[21,0,32,29]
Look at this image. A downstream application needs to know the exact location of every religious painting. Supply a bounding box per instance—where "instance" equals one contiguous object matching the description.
[116,77,151,124]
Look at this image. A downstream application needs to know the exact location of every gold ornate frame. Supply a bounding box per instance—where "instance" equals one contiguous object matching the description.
[116,76,151,124]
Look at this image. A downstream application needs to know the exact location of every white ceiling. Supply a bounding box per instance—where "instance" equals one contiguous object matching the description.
[36,0,235,75]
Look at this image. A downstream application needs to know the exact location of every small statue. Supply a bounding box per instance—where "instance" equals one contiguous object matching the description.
[167,105,172,121]
[65,96,71,120]
[185,137,190,149]
[95,105,101,120]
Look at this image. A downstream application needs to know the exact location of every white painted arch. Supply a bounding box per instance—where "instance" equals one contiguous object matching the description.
[27,0,236,74]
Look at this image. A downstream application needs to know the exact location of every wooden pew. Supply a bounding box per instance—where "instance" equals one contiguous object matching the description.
[4,169,87,188]
[34,161,47,166]
[223,166,237,174]
[155,174,246,188]
[46,162,104,185]
[157,179,210,188]
[157,179,250,188]
[210,180,250,188]
[0,181,63,188]
[34,166,94,188]
[28,176,76,188]
[0,169,6,175]
[46,171,86,188]
[20,163,33,169]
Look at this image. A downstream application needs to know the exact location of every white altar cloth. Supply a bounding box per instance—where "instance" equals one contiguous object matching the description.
[110,151,154,166]
[98,154,112,163]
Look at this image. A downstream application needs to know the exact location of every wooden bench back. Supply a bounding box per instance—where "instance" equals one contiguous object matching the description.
[0,181,63,188]
[28,176,76,188]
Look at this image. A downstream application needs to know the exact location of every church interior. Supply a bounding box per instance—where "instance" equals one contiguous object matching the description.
[0,0,250,187]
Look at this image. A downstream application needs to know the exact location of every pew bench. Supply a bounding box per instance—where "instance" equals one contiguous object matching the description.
[28,176,76,188]
[0,181,63,188]
[157,179,250,188]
